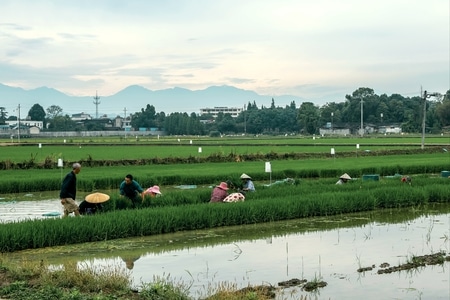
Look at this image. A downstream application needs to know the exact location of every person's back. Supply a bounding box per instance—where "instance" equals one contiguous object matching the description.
[79,200,102,215]
[243,179,255,192]
[210,182,229,203]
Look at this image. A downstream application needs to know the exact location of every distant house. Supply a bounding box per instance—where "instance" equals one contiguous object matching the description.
[0,124,10,134]
[200,107,242,118]
[71,112,92,121]
[112,115,134,130]
[29,126,41,135]
[379,125,402,134]
[6,120,44,129]
[319,127,351,136]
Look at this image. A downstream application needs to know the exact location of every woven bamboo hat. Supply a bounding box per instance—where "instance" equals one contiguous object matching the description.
[85,192,110,204]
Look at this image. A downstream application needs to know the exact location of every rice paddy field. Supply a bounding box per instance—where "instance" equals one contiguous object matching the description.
[1,134,450,163]
[1,134,449,249]
[0,134,449,299]
[0,134,449,195]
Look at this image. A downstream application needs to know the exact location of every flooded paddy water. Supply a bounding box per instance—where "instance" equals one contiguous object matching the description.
[1,193,449,299]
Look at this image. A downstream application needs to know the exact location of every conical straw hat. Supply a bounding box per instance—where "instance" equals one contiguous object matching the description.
[85,192,110,204]
[240,173,252,179]
[339,173,352,180]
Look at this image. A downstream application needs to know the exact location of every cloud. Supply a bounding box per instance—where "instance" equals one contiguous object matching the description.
[0,0,447,102]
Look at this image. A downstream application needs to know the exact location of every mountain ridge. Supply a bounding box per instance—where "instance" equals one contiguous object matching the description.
[0,83,306,118]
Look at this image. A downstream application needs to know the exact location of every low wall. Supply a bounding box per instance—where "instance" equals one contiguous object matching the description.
[34,130,166,137]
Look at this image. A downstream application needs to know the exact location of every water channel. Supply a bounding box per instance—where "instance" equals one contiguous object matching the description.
[1,194,449,299]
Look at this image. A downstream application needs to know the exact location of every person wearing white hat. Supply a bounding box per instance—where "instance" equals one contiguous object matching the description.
[240,173,255,193]
[336,173,352,185]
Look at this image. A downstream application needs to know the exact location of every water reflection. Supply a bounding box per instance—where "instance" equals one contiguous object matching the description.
[121,255,141,270]
[4,204,450,299]
[0,197,63,223]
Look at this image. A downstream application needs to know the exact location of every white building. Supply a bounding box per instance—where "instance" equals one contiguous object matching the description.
[385,126,402,134]
[6,120,44,129]
[200,107,243,118]
[71,112,92,121]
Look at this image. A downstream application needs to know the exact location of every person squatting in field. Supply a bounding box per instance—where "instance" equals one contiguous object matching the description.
[144,185,162,198]
[336,173,352,185]
[210,181,246,203]
[119,174,145,208]
[239,173,255,194]
[210,181,229,202]
[78,200,103,215]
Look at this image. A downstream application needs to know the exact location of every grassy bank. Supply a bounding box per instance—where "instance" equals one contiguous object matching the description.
[0,257,300,300]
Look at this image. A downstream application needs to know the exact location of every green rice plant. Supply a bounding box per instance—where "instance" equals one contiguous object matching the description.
[1,174,450,252]
[424,183,450,203]
[1,152,449,194]
[0,137,448,166]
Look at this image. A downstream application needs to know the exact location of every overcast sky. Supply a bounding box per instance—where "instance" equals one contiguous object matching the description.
[1,0,449,104]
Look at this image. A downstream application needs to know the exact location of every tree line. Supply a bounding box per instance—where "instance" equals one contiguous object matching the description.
[1,87,449,135]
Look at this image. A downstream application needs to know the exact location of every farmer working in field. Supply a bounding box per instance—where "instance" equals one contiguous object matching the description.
[144,185,162,198]
[119,174,145,208]
[60,162,81,217]
[336,173,351,185]
[239,173,255,194]
[210,181,229,203]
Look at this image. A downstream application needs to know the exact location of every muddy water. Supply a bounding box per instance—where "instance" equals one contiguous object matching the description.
[2,197,450,300]
[0,193,62,223]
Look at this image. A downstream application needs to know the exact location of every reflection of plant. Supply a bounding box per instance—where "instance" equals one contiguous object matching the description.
[426,218,434,244]
[228,243,242,261]
[363,225,372,241]
[356,253,362,269]
[442,233,449,243]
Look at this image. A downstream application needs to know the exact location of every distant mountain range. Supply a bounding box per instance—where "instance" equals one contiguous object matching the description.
[0,83,307,118]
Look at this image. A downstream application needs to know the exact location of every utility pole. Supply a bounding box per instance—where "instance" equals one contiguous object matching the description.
[123,107,127,138]
[17,104,20,143]
[331,112,334,133]
[243,104,246,134]
[93,91,101,119]
[421,90,441,149]
[360,97,364,136]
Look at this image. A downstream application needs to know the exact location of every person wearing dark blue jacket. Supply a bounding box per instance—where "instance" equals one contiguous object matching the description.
[60,163,81,217]
[119,174,144,208]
